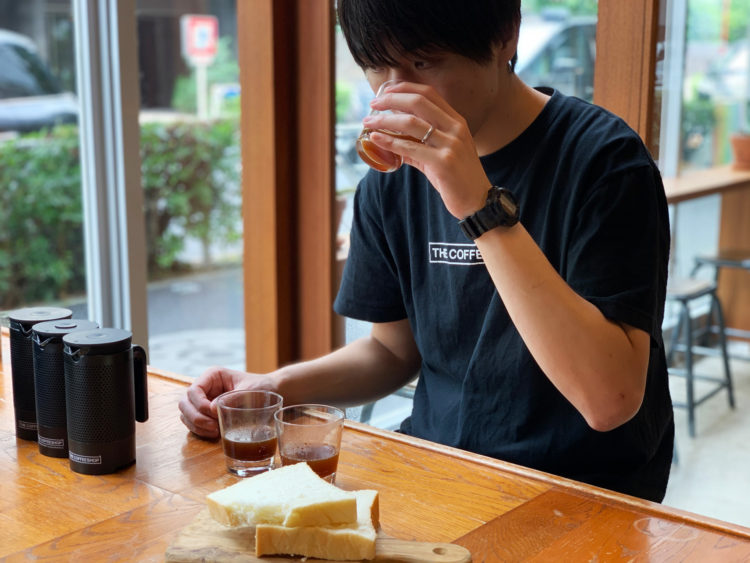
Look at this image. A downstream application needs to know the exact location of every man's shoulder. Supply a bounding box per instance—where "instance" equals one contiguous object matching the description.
[546,90,655,172]
[549,90,638,141]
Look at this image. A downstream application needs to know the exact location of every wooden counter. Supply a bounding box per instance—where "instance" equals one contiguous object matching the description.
[2,335,750,561]
[662,164,750,205]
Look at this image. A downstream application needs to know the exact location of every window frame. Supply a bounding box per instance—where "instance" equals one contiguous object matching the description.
[73,0,148,346]
[238,0,336,371]
[593,0,660,148]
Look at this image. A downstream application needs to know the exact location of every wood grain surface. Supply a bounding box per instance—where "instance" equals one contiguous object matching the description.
[718,188,750,331]
[2,331,750,562]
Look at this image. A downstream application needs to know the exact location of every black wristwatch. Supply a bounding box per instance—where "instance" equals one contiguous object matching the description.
[458,186,520,240]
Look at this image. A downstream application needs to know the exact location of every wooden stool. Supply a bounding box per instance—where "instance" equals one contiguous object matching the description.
[692,250,750,277]
[666,278,735,437]
[691,250,750,351]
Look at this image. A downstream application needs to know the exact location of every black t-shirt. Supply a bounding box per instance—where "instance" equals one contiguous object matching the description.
[334,89,674,502]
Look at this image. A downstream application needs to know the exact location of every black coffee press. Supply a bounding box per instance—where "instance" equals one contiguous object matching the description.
[8,307,73,440]
[63,328,148,475]
[32,319,99,457]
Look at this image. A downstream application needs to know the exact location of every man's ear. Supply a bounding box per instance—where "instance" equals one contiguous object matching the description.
[496,22,520,71]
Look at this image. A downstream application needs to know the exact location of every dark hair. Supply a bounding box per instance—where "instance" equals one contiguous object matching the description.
[337,0,521,71]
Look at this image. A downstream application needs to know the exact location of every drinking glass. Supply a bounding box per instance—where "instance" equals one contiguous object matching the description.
[274,404,345,483]
[216,390,283,477]
[355,80,422,173]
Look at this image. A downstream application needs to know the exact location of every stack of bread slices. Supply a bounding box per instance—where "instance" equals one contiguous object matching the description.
[206,462,379,560]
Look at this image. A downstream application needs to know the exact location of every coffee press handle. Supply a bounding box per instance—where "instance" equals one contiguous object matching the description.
[133,345,149,423]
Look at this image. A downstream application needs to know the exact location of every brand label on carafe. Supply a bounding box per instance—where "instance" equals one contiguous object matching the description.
[38,436,65,449]
[17,420,37,430]
[70,452,102,465]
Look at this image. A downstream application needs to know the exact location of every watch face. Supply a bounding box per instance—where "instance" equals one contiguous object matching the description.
[498,190,516,215]
[489,187,518,220]
[459,186,519,240]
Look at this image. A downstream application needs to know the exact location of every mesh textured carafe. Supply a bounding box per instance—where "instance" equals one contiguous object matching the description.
[32,319,99,457]
[65,351,136,442]
[8,307,72,441]
[63,328,148,475]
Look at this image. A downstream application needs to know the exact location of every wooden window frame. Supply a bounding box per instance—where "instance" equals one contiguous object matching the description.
[593,0,661,147]
[238,0,336,371]
[238,0,663,371]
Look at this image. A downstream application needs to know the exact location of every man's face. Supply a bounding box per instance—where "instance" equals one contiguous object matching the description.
[362,43,515,137]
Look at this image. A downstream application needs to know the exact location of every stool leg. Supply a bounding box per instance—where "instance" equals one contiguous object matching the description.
[681,301,696,438]
[689,260,702,277]
[360,401,375,424]
[701,295,718,347]
[667,304,682,366]
[711,292,735,409]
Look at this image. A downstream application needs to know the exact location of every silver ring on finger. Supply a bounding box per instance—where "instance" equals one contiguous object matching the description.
[420,124,435,144]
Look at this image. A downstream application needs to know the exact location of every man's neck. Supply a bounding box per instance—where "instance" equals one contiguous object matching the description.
[474,76,550,157]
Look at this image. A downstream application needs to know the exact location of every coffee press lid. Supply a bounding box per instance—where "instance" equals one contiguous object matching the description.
[63,328,133,356]
[32,319,99,339]
[8,307,73,328]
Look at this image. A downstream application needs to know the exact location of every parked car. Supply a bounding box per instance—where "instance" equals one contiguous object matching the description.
[0,29,77,134]
[516,10,597,102]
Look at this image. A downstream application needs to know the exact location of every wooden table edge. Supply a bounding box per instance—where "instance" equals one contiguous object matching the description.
[342,419,750,539]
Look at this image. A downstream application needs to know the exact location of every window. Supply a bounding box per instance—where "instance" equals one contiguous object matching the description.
[0,2,85,320]
[1,1,244,379]
[516,9,597,102]
[136,1,244,377]
[657,0,750,307]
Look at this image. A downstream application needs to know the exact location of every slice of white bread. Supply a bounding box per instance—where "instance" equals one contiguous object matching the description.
[206,463,357,528]
[255,489,379,560]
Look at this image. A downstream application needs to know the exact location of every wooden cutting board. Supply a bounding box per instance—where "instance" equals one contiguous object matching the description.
[165,509,471,563]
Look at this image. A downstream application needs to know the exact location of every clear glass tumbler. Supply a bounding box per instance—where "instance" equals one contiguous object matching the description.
[217,389,283,477]
[355,80,422,173]
[274,404,345,483]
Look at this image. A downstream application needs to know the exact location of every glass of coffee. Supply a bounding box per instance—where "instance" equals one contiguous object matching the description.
[356,80,422,173]
[274,404,345,483]
[216,390,283,477]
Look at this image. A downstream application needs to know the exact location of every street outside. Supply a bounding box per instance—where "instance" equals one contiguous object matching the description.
[66,266,245,379]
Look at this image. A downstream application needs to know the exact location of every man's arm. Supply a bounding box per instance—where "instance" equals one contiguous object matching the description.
[476,224,650,432]
[274,318,421,406]
[179,319,421,438]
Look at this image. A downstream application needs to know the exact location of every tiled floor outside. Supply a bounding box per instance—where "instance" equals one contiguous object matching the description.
[663,350,750,528]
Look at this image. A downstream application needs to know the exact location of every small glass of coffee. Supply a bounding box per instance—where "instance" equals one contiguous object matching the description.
[274,404,345,483]
[356,80,422,173]
[216,390,283,477]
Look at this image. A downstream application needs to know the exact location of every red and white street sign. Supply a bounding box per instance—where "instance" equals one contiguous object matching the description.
[180,14,219,65]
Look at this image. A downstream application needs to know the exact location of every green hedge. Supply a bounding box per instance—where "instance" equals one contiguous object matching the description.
[0,120,241,310]
[141,119,241,273]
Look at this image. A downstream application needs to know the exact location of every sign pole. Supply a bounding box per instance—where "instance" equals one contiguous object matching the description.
[196,63,208,119]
